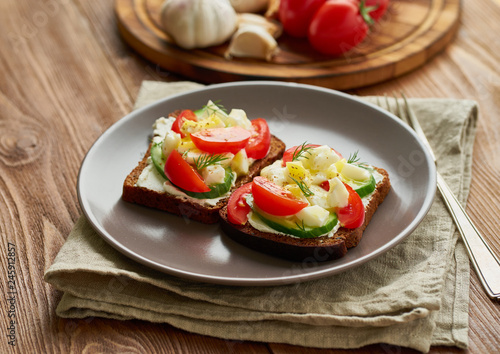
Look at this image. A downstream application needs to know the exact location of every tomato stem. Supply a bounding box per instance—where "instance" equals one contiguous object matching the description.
[359,0,376,26]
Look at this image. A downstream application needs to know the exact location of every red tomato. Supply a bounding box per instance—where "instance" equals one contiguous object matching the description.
[319,180,330,191]
[171,109,197,138]
[279,0,326,38]
[337,183,365,229]
[308,0,369,56]
[362,0,389,22]
[282,144,321,166]
[252,176,308,216]
[164,150,210,193]
[227,183,253,225]
[245,118,271,159]
[191,126,251,154]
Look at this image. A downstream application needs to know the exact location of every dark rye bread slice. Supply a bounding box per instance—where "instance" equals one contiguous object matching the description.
[122,135,286,224]
[219,167,391,262]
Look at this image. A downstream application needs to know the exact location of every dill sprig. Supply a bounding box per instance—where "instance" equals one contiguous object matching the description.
[290,177,315,197]
[295,220,307,232]
[347,150,360,164]
[194,153,228,171]
[347,150,367,166]
[292,142,314,162]
[204,100,228,114]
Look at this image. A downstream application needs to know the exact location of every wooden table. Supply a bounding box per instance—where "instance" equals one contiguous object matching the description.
[1,0,499,352]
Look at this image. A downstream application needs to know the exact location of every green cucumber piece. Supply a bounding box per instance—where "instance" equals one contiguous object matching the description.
[150,142,167,179]
[348,173,376,198]
[180,167,235,199]
[254,210,338,239]
[194,101,228,121]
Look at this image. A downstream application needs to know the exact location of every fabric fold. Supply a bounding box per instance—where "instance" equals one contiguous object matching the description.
[45,81,477,353]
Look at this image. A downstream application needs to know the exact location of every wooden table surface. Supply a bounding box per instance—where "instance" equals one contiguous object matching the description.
[1,0,499,352]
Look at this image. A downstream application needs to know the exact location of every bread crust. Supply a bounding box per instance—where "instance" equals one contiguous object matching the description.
[219,167,391,262]
[122,135,286,224]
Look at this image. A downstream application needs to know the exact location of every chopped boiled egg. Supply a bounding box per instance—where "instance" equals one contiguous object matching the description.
[305,186,329,210]
[341,163,370,181]
[296,205,330,228]
[325,164,339,179]
[181,114,225,136]
[286,161,311,184]
[309,145,341,172]
[327,177,349,208]
[201,164,226,185]
[334,158,346,173]
[176,139,196,154]
[162,130,181,157]
[284,184,308,201]
[311,171,328,185]
[231,149,250,176]
[260,160,287,187]
[227,109,252,129]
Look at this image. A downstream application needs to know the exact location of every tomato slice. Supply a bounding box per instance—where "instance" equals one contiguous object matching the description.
[252,176,308,216]
[227,183,253,225]
[171,109,197,138]
[337,183,365,229]
[191,126,251,154]
[282,144,321,166]
[164,150,210,193]
[245,118,271,159]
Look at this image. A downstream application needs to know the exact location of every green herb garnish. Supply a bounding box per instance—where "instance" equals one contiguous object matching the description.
[290,177,315,197]
[295,220,307,232]
[204,100,228,114]
[292,142,314,162]
[194,153,229,171]
[347,150,367,166]
[347,150,360,164]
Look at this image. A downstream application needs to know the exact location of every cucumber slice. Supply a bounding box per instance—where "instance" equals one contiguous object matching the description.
[150,142,167,179]
[180,168,235,199]
[347,173,376,198]
[254,210,338,239]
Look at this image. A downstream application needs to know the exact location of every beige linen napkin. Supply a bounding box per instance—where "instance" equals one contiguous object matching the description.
[45,81,478,353]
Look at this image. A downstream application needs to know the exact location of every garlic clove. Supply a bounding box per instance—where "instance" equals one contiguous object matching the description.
[236,13,282,39]
[225,25,279,62]
[265,0,280,19]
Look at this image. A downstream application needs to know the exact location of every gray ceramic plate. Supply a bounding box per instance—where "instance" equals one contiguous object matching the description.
[78,82,436,286]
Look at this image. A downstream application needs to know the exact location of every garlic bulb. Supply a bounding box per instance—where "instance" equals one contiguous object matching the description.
[229,0,269,13]
[225,25,279,61]
[160,0,238,50]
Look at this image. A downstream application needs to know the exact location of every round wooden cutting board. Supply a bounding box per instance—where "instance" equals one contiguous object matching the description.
[115,0,461,90]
